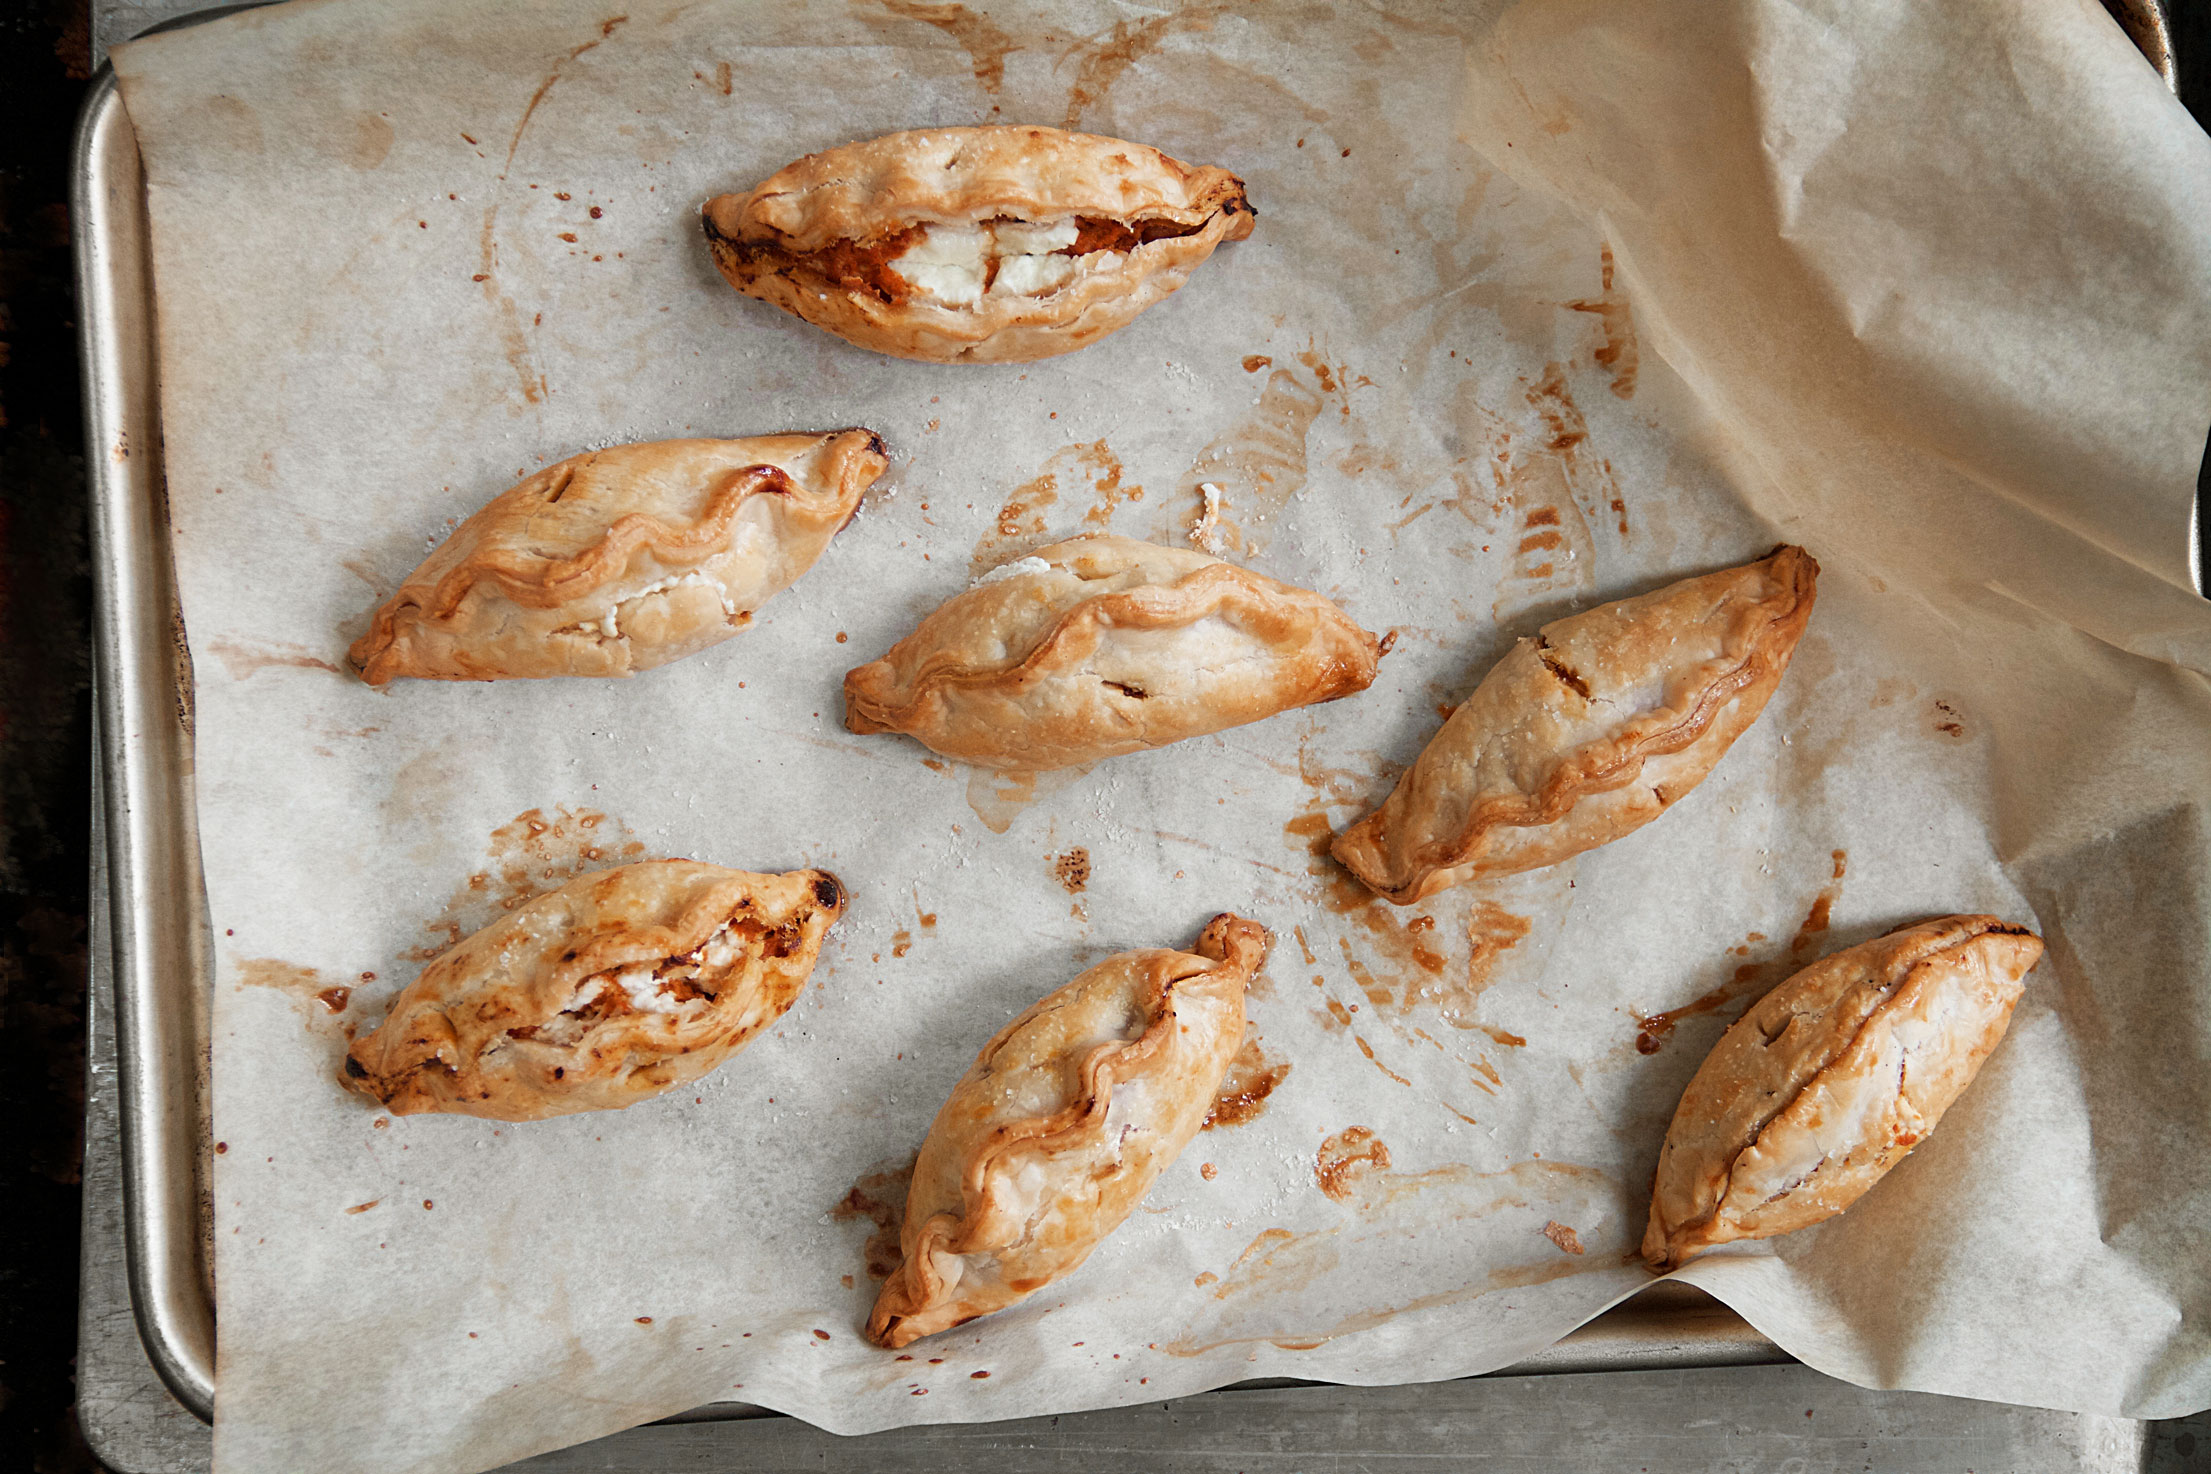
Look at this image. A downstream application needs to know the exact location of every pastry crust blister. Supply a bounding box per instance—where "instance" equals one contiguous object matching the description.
[843,534,1382,770]
[1334,546,1818,904]
[1642,915,2043,1270]
[866,914,1270,1348]
[350,430,889,683]
[703,126,1255,363]
[343,861,845,1121]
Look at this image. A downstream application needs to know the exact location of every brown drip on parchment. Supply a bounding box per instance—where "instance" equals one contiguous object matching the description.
[869,0,1021,95]
[1160,1158,1616,1356]
[1635,850,1849,1054]
[405,806,646,962]
[831,1157,916,1284]
[1203,1035,1291,1130]
[1314,1127,1389,1200]
[967,441,1140,577]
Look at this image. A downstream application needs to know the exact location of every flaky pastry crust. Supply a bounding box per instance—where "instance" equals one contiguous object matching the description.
[866,914,1267,1348]
[342,861,844,1121]
[1334,546,1818,904]
[843,535,1381,770]
[349,430,888,683]
[1642,915,2042,1271]
[702,126,1254,363]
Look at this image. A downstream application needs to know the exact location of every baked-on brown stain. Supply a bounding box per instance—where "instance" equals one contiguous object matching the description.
[1636,852,1847,1053]
[1178,362,1332,557]
[205,638,341,679]
[1541,1220,1586,1255]
[315,986,352,1014]
[963,764,1091,835]
[406,806,645,961]
[891,929,913,958]
[830,1157,915,1282]
[875,0,1021,94]
[1203,1036,1291,1130]
[1933,698,1966,739]
[1074,440,1142,527]
[1059,4,1222,130]
[1314,1126,1390,1200]
[1242,354,1272,372]
[1051,847,1091,893]
[1564,243,1639,400]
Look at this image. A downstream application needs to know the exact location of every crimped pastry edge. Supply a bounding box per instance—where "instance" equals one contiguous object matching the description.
[1640,914,2040,1271]
[842,545,1382,744]
[349,429,888,685]
[1332,545,1818,904]
[865,913,1268,1348]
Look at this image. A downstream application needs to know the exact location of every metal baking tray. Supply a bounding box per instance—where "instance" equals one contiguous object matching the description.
[81,0,2195,1429]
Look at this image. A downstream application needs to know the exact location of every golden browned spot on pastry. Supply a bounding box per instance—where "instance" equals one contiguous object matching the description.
[1201,1035,1291,1130]
[1314,1127,1390,1201]
[1051,847,1091,893]
[1542,1220,1587,1255]
[1564,243,1639,401]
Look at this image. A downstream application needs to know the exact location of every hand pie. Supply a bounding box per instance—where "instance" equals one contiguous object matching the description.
[702,126,1254,363]
[349,430,889,683]
[342,861,844,1121]
[843,535,1382,770]
[867,914,1268,1348]
[1642,915,2042,1271]
[1334,546,1817,904]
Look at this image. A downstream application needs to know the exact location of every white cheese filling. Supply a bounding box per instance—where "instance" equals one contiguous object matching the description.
[575,569,736,640]
[893,218,1098,308]
[526,920,746,1042]
[973,555,1055,587]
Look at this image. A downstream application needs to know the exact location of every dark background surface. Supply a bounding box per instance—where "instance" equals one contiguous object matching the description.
[2,3,2209,1471]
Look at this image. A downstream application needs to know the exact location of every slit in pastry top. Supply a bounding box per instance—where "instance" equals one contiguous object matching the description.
[341,861,844,1121]
[866,913,1269,1349]
[842,534,1383,771]
[1333,545,1818,904]
[349,430,889,683]
[702,126,1254,363]
[1642,914,2042,1270]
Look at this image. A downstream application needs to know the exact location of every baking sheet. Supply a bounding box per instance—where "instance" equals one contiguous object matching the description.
[106,1,2211,1471]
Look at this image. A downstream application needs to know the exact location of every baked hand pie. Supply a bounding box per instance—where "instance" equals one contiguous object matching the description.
[843,535,1382,770]
[349,430,888,683]
[867,914,1268,1348]
[1333,546,1817,904]
[702,126,1254,363]
[342,861,844,1121]
[1643,915,2041,1271]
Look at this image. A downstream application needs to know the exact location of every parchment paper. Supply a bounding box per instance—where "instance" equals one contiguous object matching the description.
[109,1,2211,1470]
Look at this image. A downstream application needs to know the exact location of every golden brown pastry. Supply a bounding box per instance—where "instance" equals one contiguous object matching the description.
[702,126,1254,363]
[843,535,1381,770]
[1642,915,2042,1271]
[350,430,888,683]
[342,861,843,1121]
[1334,546,1817,904]
[867,914,1268,1348]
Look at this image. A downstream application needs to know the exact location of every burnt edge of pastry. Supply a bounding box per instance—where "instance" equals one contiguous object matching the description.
[864,913,1269,1349]
[1639,914,2038,1272]
[339,864,846,1118]
[701,184,1254,310]
[1333,545,1818,904]
[839,559,1383,736]
[348,429,888,686]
